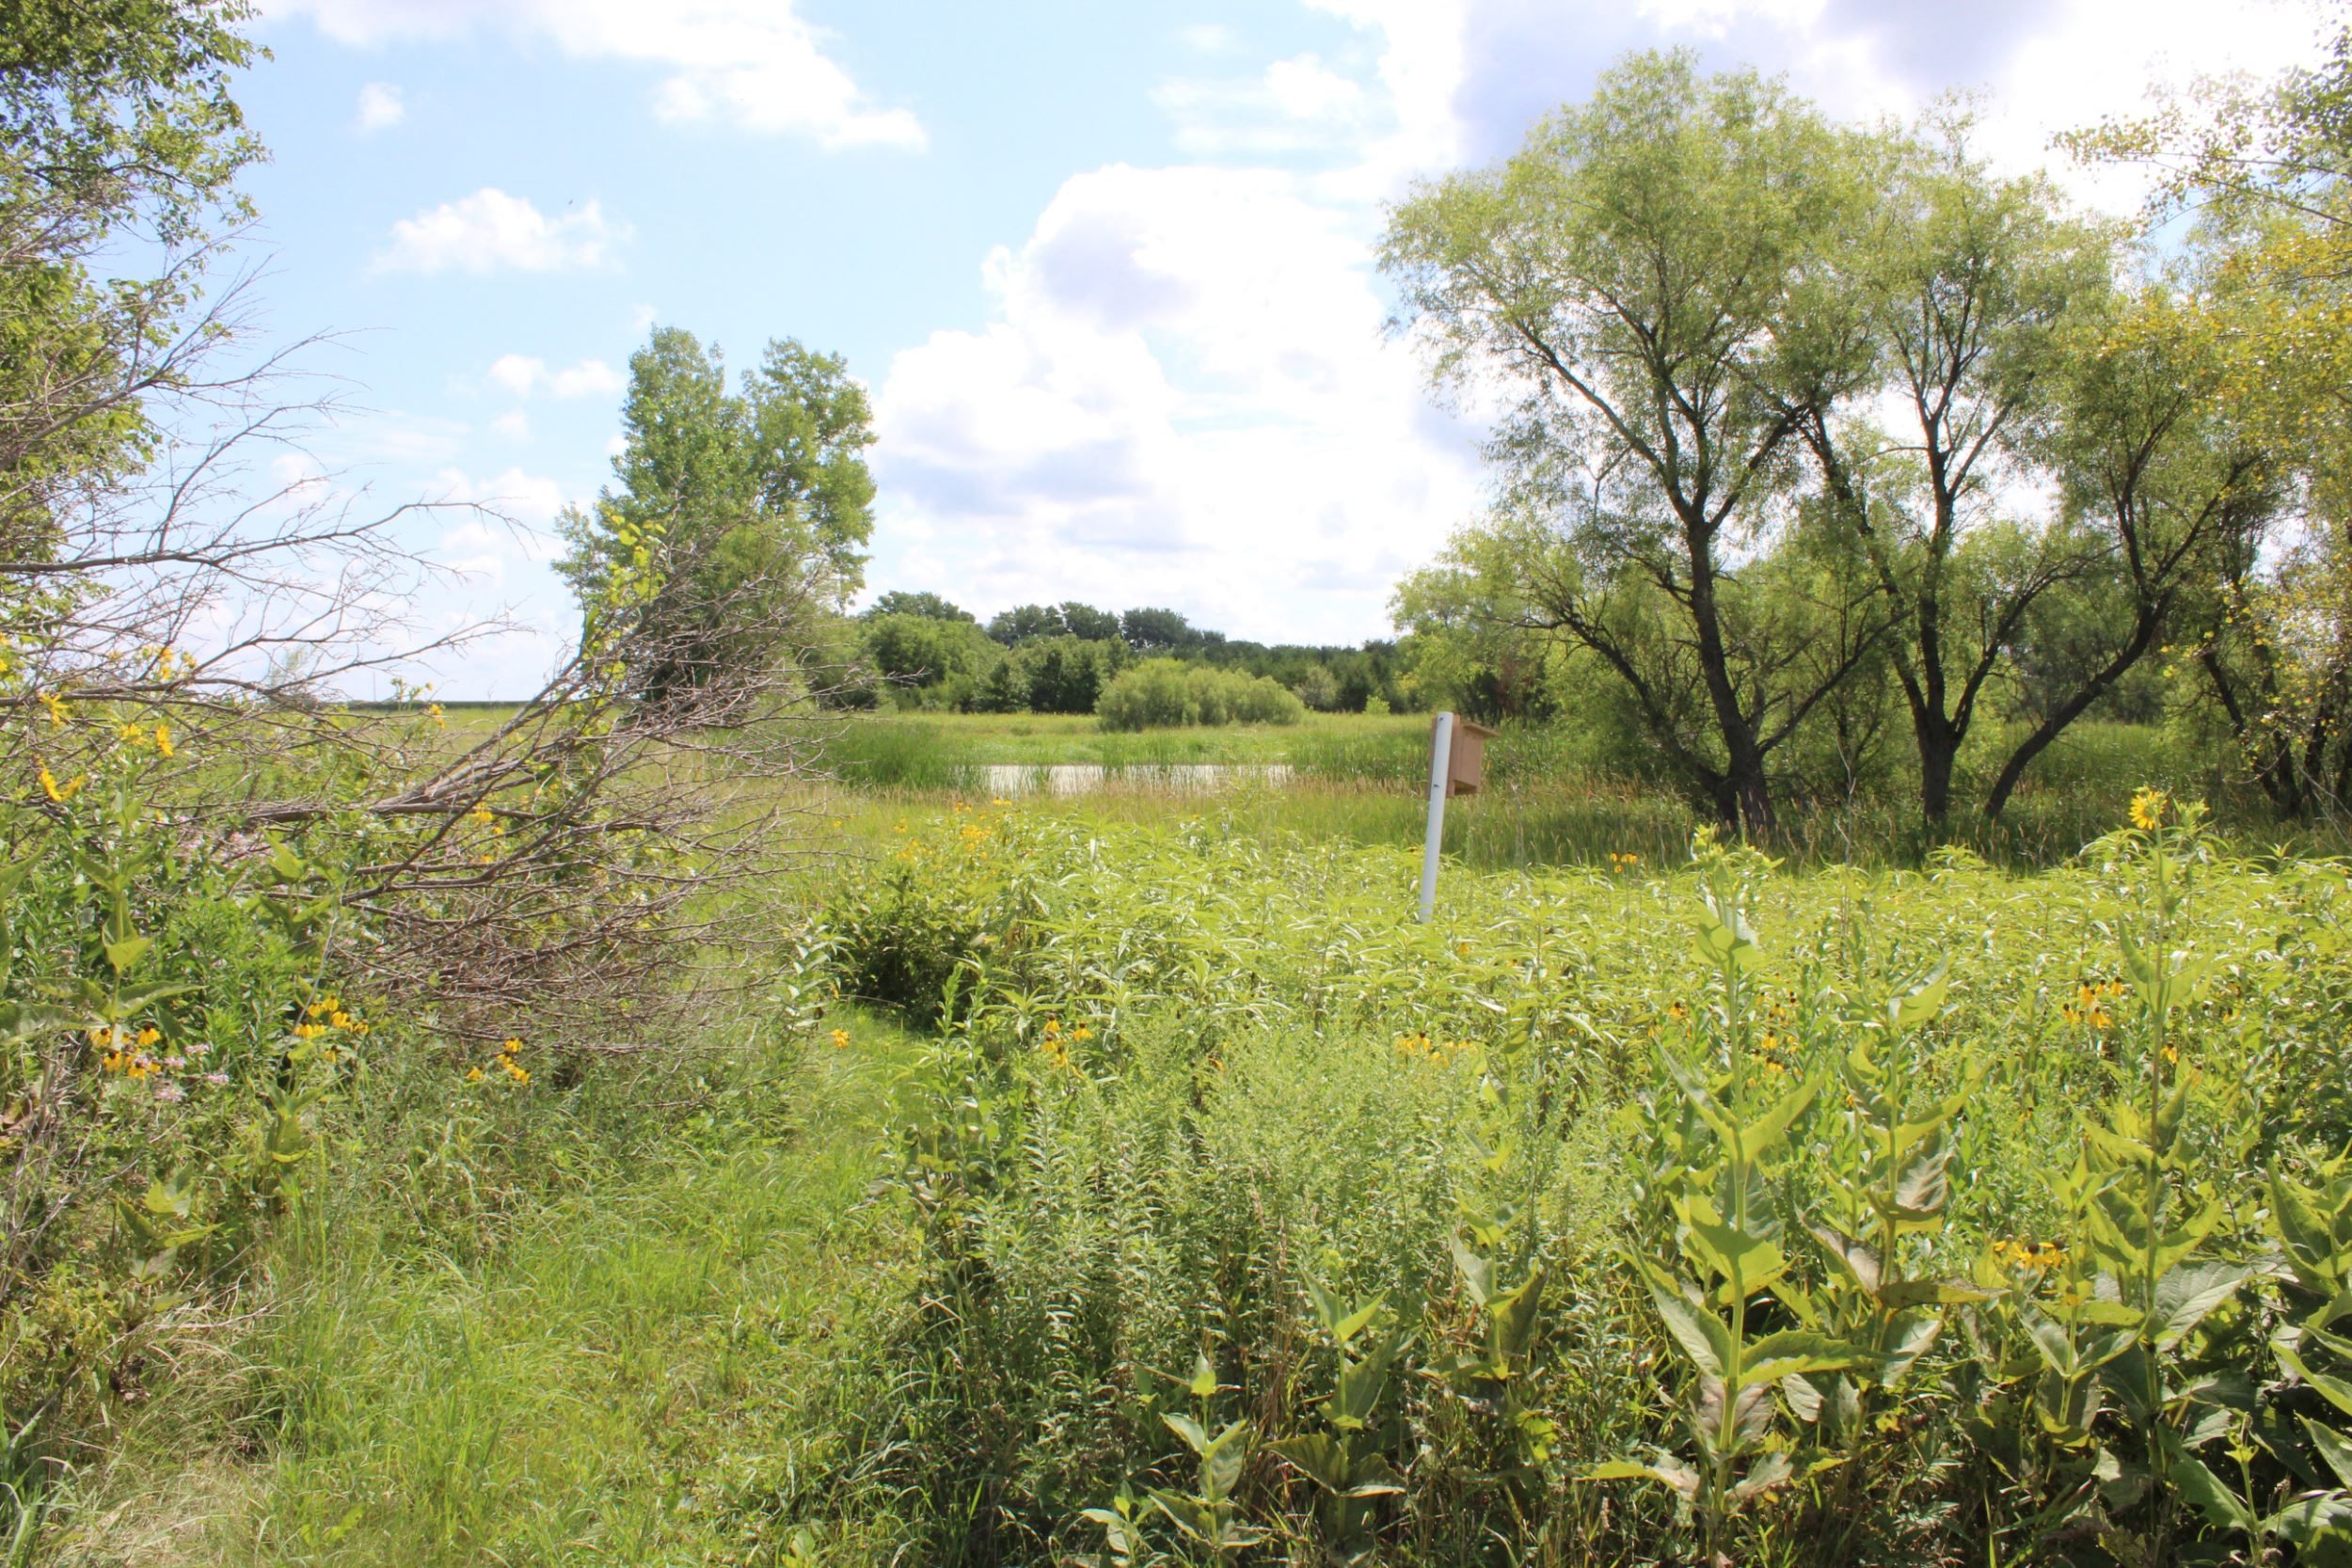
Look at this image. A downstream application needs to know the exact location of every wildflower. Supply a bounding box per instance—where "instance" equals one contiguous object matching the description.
[163,1054,185,1069]
[2129,787,2167,832]
[102,1051,127,1073]
[154,722,173,757]
[330,1011,354,1030]
[1666,1000,1689,1022]
[154,1081,184,1103]
[135,1026,161,1047]
[185,1039,212,1058]
[427,703,446,726]
[467,1066,485,1083]
[1042,1018,1060,1038]
[829,1028,850,1050]
[202,1070,229,1087]
[37,763,85,803]
[1072,1025,1094,1043]
[500,1037,522,1055]
[37,691,68,727]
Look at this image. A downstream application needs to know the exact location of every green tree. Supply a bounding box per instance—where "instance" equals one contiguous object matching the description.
[986,603,1064,645]
[0,0,262,563]
[861,611,1000,709]
[1058,601,1122,642]
[1788,115,2121,829]
[1120,606,1201,654]
[558,326,876,706]
[1383,52,1889,832]
[865,590,973,623]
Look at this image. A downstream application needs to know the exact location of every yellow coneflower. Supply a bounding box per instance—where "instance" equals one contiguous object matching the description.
[2129,787,2167,832]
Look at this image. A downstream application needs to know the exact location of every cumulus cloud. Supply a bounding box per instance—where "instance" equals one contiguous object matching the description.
[355,81,405,132]
[873,158,1486,641]
[482,354,626,400]
[430,467,577,533]
[373,189,626,276]
[269,0,924,150]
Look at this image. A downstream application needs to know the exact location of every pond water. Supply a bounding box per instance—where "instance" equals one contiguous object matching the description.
[978,763,1295,797]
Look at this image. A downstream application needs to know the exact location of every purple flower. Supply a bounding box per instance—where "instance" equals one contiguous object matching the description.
[203,1071,230,1087]
[153,1081,185,1103]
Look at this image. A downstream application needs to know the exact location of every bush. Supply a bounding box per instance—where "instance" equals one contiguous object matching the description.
[1097,658,1305,730]
[820,802,2352,1567]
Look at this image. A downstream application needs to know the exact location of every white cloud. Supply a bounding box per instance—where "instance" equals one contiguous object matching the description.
[430,467,577,533]
[550,358,625,399]
[486,353,543,397]
[481,354,626,400]
[872,158,1485,641]
[489,408,531,440]
[271,0,924,150]
[355,80,405,132]
[374,188,626,276]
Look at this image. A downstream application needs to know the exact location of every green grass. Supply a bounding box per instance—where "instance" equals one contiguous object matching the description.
[834,709,1422,768]
[42,1015,924,1568]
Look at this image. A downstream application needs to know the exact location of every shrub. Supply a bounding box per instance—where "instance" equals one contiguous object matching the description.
[1097,659,1306,730]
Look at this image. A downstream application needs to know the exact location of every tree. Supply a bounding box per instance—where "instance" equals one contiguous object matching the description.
[2064,1,2352,817]
[865,590,973,623]
[1120,606,1201,654]
[1059,601,1122,641]
[1979,290,2276,819]
[987,603,1065,645]
[861,611,1000,708]
[558,327,875,705]
[1383,52,1889,832]
[1,0,262,565]
[1788,115,2121,828]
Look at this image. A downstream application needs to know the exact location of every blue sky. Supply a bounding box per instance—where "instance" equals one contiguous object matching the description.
[227,0,2317,696]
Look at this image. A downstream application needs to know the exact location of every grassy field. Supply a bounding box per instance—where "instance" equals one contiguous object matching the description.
[46,712,2352,1567]
[52,796,2350,1566]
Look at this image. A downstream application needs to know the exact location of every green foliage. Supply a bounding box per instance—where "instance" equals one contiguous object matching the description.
[0,0,262,558]
[818,797,2352,1564]
[1097,658,1306,730]
[557,326,875,705]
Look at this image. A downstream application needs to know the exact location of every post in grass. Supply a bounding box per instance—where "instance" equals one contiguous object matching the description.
[1418,711,1497,921]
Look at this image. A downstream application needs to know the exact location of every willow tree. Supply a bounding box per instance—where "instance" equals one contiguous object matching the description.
[1785,117,2122,829]
[1382,52,1889,833]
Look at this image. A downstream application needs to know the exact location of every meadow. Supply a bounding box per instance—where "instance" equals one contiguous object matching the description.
[37,731,2352,1567]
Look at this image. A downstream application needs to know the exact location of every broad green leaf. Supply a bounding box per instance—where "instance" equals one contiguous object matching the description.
[1271,1432,1349,1493]
[2278,1339,2352,1418]
[102,934,151,975]
[2152,1260,2249,1348]
[1878,1278,2002,1310]
[1739,1329,1866,1387]
[1163,1411,1210,1457]
[2167,1453,2253,1532]
[1887,964,1949,1033]
[1642,1265,1728,1379]
[1187,1351,1217,1400]
[1489,1269,1544,1361]
[1734,1069,1824,1163]
[2303,1415,2352,1489]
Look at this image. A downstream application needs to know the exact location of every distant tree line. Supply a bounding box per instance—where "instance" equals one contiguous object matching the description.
[848,593,1410,716]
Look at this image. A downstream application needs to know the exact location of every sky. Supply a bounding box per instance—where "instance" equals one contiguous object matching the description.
[220,0,2324,696]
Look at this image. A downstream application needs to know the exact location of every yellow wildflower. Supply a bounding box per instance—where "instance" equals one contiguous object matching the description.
[2129,787,2166,832]
[37,691,68,727]
[135,1026,161,1047]
[37,764,85,803]
[500,1037,522,1055]
[829,1028,850,1050]
[154,722,173,756]
[467,1066,485,1083]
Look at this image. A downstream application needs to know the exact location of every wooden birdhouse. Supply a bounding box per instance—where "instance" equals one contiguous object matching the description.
[1441,716,1500,797]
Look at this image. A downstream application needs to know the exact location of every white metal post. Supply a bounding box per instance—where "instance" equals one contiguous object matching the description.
[1419,710,1454,922]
